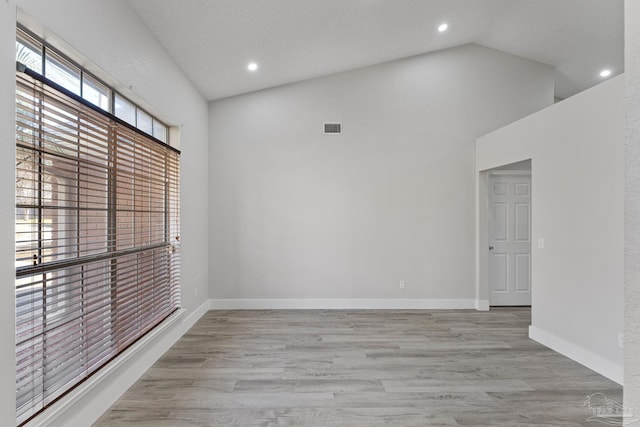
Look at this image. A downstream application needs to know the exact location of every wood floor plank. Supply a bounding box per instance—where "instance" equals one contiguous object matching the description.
[94,308,622,426]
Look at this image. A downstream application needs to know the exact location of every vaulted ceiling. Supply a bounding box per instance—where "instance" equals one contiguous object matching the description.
[127,0,623,101]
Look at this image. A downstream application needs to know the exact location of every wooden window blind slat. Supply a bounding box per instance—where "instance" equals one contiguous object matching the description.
[15,70,181,426]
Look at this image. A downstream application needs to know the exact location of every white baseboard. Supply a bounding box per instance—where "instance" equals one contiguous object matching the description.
[208,298,476,310]
[475,299,490,311]
[529,325,623,385]
[32,299,210,427]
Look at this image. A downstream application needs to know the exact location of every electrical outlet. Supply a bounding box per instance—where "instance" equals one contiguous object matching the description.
[538,238,545,249]
[618,333,624,349]
[399,280,406,289]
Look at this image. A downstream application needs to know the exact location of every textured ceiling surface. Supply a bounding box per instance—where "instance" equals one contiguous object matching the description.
[127,0,623,101]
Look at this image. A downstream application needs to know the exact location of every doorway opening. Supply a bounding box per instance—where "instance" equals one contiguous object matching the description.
[478,160,531,309]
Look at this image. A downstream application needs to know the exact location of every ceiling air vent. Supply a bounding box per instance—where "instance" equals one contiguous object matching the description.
[324,122,342,134]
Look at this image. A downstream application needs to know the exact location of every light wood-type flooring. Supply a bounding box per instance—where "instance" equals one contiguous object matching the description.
[94,308,622,426]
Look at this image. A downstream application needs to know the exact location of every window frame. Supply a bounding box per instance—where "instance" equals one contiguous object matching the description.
[15,29,181,426]
[17,26,170,144]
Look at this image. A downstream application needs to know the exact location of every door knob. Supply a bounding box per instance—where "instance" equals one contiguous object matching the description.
[489,246,494,250]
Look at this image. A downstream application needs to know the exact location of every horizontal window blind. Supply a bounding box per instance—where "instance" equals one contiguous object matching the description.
[15,69,180,425]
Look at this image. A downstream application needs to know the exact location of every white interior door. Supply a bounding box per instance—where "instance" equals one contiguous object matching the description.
[489,173,531,306]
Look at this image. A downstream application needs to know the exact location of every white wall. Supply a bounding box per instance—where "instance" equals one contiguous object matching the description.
[208,44,554,307]
[0,0,209,425]
[625,0,640,417]
[477,76,624,383]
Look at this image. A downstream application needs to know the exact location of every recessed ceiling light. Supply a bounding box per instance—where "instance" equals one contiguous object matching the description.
[438,23,448,32]
[599,69,612,78]
[247,62,258,72]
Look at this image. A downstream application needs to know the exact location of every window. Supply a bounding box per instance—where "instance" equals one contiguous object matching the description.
[15,31,41,74]
[45,50,81,96]
[136,109,153,135]
[82,74,110,111]
[16,27,169,143]
[15,32,180,426]
[114,93,136,126]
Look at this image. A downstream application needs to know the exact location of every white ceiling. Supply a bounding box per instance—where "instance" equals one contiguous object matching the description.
[127,0,623,101]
